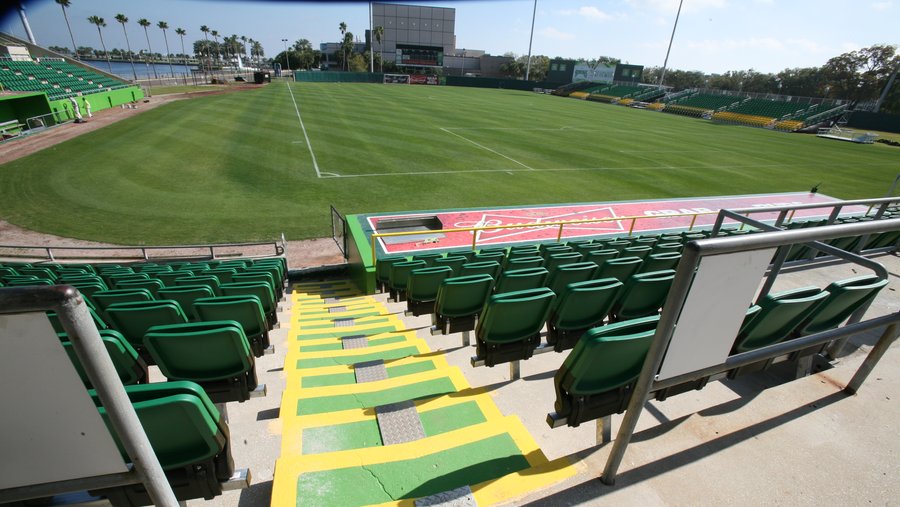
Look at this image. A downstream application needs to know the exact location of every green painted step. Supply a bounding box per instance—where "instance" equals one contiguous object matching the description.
[298,310,383,322]
[302,401,487,454]
[299,334,408,352]
[296,433,530,507]
[296,376,456,415]
[297,324,400,341]
[297,346,420,369]
[301,359,438,388]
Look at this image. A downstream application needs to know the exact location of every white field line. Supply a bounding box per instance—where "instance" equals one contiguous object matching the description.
[439,127,535,171]
[285,80,334,178]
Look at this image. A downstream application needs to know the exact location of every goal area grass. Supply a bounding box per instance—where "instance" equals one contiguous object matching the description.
[0,81,896,245]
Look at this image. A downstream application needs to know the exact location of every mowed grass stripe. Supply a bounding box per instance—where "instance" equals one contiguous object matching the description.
[1,82,896,244]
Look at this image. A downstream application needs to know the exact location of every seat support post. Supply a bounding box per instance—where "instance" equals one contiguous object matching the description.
[597,415,612,445]
[795,355,813,379]
[509,360,520,380]
[461,330,470,347]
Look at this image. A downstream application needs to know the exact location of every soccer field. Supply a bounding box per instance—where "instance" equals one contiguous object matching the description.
[0,81,896,244]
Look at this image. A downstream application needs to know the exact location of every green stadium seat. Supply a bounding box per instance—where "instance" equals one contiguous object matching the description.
[432,255,467,275]
[596,256,644,282]
[609,270,676,322]
[412,252,444,267]
[546,262,599,297]
[62,329,148,387]
[193,295,270,357]
[433,274,494,335]
[220,282,279,328]
[544,252,584,273]
[474,251,506,263]
[105,300,189,360]
[652,242,683,254]
[388,260,427,302]
[541,245,573,261]
[553,315,659,427]
[459,260,501,279]
[474,287,556,367]
[89,288,155,319]
[405,266,454,316]
[115,278,165,297]
[640,252,682,273]
[144,320,259,403]
[584,249,619,266]
[605,240,632,252]
[796,275,888,336]
[158,286,217,322]
[622,245,653,260]
[547,277,624,352]
[89,381,234,504]
[232,272,278,300]
[493,267,549,294]
[732,287,830,354]
[505,256,544,270]
[204,268,238,284]
[176,275,222,297]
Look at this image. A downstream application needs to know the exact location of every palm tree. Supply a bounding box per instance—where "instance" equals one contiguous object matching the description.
[114,14,138,81]
[87,15,112,72]
[210,30,220,66]
[55,0,78,59]
[251,40,263,66]
[240,35,248,66]
[374,25,384,73]
[339,22,347,70]
[157,21,174,77]
[137,18,158,78]
[175,28,187,67]
[200,25,210,74]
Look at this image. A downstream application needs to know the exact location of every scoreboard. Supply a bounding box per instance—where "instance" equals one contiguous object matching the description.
[396,45,444,67]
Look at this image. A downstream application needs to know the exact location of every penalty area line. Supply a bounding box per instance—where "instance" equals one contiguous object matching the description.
[285,80,332,178]
[440,127,535,171]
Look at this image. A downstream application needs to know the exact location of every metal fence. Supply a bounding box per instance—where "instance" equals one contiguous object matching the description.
[331,205,348,258]
[0,238,285,263]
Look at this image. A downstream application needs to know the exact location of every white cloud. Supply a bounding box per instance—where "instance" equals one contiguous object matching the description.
[626,0,727,15]
[685,37,785,53]
[540,27,576,41]
[578,6,613,20]
[872,1,893,10]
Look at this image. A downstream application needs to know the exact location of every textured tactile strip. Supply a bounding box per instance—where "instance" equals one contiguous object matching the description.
[375,400,426,446]
[327,306,347,313]
[414,486,477,507]
[333,318,355,327]
[324,297,341,303]
[341,335,369,349]
[354,360,388,383]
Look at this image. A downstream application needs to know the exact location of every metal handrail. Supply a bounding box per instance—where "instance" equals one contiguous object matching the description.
[0,238,285,263]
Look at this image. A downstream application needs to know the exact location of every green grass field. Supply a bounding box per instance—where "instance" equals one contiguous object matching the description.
[0,81,897,244]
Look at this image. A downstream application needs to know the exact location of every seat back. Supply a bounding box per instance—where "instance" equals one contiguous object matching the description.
[640,252,682,273]
[797,275,888,335]
[551,277,623,330]
[734,287,830,353]
[585,249,619,266]
[605,240,632,252]
[144,321,253,381]
[63,329,146,386]
[105,300,189,348]
[476,288,556,344]
[474,251,505,263]
[493,267,549,294]
[92,289,156,314]
[505,256,544,270]
[652,242,683,254]
[193,296,267,341]
[434,274,494,318]
[622,245,652,260]
[559,315,659,395]
[459,260,501,279]
[611,270,676,321]
[220,282,277,320]
[205,268,238,284]
[115,278,165,297]
[407,266,454,302]
[545,252,584,273]
[541,245,573,261]
[158,286,217,319]
[597,256,644,283]
[388,260,427,291]
[546,262,599,296]
[433,255,467,275]
[412,253,444,267]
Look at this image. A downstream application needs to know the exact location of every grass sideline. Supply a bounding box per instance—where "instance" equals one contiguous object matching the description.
[0,81,897,244]
[148,85,227,95]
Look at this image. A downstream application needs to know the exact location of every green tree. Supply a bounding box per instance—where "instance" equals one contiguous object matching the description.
[114,14,138,81]
[240,35,249,64]
[175,28,187,66]
[374,25,384,72]
[251,40,264,65]
[211,30,221,65]
[157,21,175,77]
[339,22,348,70]
[87,15,112,72]
[55,0,78,59]
[200,25,211,73]
[822,44,899,102]
[137,19,158,78]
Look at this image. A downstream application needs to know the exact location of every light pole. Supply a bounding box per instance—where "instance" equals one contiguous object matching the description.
[525,0,537,81]
[657,0,684,89]
[281,38,290,76]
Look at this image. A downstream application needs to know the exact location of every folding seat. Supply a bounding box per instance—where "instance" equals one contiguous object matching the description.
[221,282,278,328]
[541,245,573,261]
[205,268,238,284]
[547,277,624,352]
[89,381,235,504]
[433,255,467,275]
[144,321,260,403]
[553,315,659,427]
[62,329,147,387]
[493,267,548,294]
[659,235,683,243]
[155,271,185,287]
[193,295,270,357]
[244,263,284,290]
[232,271,278,300]
[632,237,658,248]
[176,275,222,296]
[640,252,682,273]
[652,242,683,254]
[573,242,602,259]
[454,250,478,263]
[5,277,53,286]
[565,239,592,247]
[609,270,676,322]
[388,260,427,302]
[544,252,584,273]
[546,262,599,297]
[158,286,216,322]
[505,256,544,270]
[478,247,508,256]
[538,242,566,253]
[375,256,408,293]
[433,274,494,335]
[605,240,632,252]
[56,267,92,278]
[458,260,501,279]
[105,272,149,288]
[405,266,454,316]
[596,256,643,283]
[105,299,189,359]
[474,251,505,263]
[412,252,444,267]
[0,266,18,278]
[115,278,165,297]
[732,287,830,354]
[622,245,653,260]
[584,249,619,266]
[474,287,556,367]
[681,232,706,241]
[796,275,888,336]
[17,266,58,282]
[92,288,155,318]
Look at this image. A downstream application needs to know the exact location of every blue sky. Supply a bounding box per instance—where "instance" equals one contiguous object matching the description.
[2,0,897,74]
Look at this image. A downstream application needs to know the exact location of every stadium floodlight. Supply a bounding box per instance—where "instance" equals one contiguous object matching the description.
[525,0,537,81]
[282,38,290,73]
[658,0,684,89]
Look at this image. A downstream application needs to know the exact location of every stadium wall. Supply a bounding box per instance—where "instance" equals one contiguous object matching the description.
[847,111,900,134]
[294,71,383,83]
[0,92,51,126]
[48,86,145,120]
[443,76,554,90]
[344,215,377,294]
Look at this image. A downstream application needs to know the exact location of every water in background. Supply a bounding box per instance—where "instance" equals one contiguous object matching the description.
[80,60,198,79]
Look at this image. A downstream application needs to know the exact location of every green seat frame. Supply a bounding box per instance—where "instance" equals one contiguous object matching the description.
[475,287,556,367]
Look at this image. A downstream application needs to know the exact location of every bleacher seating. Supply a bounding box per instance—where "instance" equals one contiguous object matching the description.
[0,57,128,101]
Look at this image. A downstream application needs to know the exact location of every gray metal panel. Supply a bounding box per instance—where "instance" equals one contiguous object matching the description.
[376,400,426,445]
[328,306,347,313]
[355,360,388,383]
[657,248,776,380]
[415,485,477,507]
[342,334,369,349]
[0,313,129,488]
